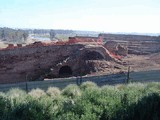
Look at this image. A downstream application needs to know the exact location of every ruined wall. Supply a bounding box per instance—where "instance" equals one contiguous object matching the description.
[0,44,84,83]
[68,36,102,44]
[0,43,119,84]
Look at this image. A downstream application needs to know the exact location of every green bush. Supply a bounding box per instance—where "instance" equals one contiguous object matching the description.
[146,82,160,94]
[46,87,61,98]
[80,81,98,90]
[6,88,28,115]
[0,93,11,120]
[28,88,46,99]
[6,88,27,99]
[8,97,47,120]
[0,82,160,120]
[62,84,81,99]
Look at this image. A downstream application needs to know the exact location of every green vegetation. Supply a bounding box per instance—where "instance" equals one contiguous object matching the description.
[28,29,99,41]
[0,82,160,120]
[49,29,56,40]
[0,27,28,43]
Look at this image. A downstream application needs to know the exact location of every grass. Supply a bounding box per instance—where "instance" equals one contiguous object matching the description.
[0,82,159,120]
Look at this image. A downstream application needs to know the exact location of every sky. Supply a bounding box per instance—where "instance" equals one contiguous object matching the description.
[0,0,160,33]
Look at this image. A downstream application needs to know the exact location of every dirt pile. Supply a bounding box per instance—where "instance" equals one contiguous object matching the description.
[104,41,128,56]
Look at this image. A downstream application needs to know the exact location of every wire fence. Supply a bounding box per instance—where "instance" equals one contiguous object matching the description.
[0,73,126,92]
[130,70,160,83]
[0,69,160,92]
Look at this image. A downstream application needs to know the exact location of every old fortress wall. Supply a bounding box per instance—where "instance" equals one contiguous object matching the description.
[0,33,160,84]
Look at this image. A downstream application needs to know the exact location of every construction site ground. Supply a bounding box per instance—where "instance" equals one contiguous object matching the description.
[123,53,160,72]
[86,53,160,77]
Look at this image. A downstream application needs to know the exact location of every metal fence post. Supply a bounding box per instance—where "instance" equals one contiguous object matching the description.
[127,66,130,83]
[76,75,83,86]
[80,75,82,84]
[25,73,29,93]
[26,82,28,93]
[76,76,79,85]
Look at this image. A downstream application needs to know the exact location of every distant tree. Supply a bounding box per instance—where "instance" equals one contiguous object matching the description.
[0,27,29,43]
[50,29,55,40]
[1,29,5,40]
[23,32,29,41]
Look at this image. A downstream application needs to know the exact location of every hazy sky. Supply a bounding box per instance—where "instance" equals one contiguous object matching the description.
[0,0,160,33]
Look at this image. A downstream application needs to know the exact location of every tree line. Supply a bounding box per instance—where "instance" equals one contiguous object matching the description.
[0,27,28,43]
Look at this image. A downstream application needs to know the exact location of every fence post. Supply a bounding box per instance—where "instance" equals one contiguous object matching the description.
[126,66,130,83]
[80,75,82,84]
[76,76,79,85]
[26,82,28,93]
[76,75,83,86]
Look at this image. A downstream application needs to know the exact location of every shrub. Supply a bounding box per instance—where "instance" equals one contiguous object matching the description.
[146,82,160,88]
[126,82,145,90]
[46,87,61,98]
[0,93,11,120]
[146,82,160,94]
[100,85,123,119]
[115,84,126,90]
[0,82,160,120]
[28,88,46,99]
[114,93,160,120]
[0,92,5,97]
[101,85,121,99]
[57,112,80,120]
[62,84,81,99]
[6,88,27,99]
[80,81,98,90]
[6,88,28,111]
[122,83,148,104]
[81,87,101,102]
[71,98,101,120]
[8,98,46,120]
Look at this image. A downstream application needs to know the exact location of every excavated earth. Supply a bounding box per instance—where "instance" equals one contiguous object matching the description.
[0,43,125,84]
[1,39,160,84]
[122,53,160,72]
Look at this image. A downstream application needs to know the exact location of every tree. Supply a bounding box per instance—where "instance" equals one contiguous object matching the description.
[23,32,29,41]
[0,27,29,43]
[49,29,55,40]
[1,29,6,40]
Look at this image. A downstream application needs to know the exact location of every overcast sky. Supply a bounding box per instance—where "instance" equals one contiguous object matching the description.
[0,0,160,33]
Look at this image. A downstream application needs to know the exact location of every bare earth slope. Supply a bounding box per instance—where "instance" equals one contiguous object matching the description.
[123,54,160,72]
